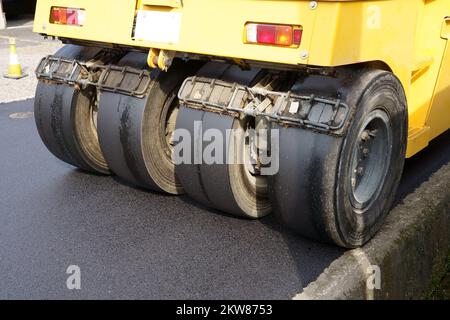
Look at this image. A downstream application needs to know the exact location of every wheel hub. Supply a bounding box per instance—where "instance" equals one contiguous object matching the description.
[349,109,393,210]
[243,120,261,176]
[161,92,179,161]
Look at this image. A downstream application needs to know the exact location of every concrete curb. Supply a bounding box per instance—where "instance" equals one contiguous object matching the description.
[294,163,450,300]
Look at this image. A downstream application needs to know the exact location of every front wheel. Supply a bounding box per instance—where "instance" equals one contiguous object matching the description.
[271,70,408,248]
[334,71,408,247]
[34,45,110,174]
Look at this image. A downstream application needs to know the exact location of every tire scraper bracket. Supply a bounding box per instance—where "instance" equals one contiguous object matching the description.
[35,55,153,98]
[178,76,351,136]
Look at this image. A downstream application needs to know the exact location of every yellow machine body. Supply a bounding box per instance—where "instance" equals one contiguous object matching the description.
[33,0,450,157]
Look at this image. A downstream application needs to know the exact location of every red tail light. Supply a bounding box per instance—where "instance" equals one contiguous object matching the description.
[257,25,278,44]
[245,23,302,47]
[293,29,303,46]
[51,7,60,23]
[50,7,85,26]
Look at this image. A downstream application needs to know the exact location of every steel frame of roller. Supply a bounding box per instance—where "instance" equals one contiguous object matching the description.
[32,0,450,248]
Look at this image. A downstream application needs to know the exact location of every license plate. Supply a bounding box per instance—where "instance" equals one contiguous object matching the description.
[134,10,182,45]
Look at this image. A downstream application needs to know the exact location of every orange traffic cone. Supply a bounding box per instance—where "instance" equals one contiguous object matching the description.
[3,37,27,79]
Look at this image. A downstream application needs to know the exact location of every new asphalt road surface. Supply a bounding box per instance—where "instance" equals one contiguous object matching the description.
[0,99,449,299]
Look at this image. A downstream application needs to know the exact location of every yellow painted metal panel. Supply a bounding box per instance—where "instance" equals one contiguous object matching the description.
[406,1,450,156]
[426,37,450,140]
[34,0,137,46]
[34,1,318,66]
[32,0,415,94]
[33,0,450,157]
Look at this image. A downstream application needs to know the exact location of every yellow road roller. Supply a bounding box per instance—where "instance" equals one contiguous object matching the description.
[33,0,450,247]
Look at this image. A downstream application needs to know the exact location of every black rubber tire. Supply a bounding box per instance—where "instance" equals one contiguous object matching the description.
[175,63,272,218]
[270,69,408,248]
[96,52,204,193]
[34,45,110,174]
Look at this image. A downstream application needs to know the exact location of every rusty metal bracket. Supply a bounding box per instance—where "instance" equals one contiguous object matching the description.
[35,55,152,98]
[178,76,350,135]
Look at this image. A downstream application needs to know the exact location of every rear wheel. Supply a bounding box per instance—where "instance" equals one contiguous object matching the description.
[270,69,407,248]
[228,117,272,218]
[175,63,272,218]
[334,71,407,247]
[96,53,204,193]
[34,45,110,174]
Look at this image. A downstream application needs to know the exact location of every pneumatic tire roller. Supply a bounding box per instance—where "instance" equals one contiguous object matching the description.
[174,66,407,248]
[35,46,407,248]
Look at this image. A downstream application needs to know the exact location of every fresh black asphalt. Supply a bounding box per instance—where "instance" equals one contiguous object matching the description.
[0,99,449,299]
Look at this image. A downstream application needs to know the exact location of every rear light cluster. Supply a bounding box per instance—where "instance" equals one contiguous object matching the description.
[50,7,86,26]
[245,23,302,47]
